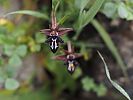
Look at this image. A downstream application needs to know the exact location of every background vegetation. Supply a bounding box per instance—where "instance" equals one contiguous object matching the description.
[0,0,133,99]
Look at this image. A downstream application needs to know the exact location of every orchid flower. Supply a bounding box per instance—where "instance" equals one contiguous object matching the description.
[53,41,82,74]
[40,11,73,53]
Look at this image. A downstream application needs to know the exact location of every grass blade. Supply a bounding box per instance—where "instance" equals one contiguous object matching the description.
[74,0,105,40]
[97,51,131,100]
[91,19,128,78]
[3,10,48,20]
[54,0,61,13]
[82,0,105,27]
[58,14,70,25]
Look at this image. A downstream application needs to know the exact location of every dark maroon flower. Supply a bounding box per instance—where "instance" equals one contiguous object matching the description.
[53,42,82,74]
[40,11,73,53]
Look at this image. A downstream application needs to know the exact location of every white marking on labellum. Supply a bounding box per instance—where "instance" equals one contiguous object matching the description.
[50,38,58,49]
[67,61,75,72]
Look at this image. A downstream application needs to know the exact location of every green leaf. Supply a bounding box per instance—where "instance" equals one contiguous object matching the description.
[34,44,41,52]
[5,78,19,90]
[81,77,95,91]
[126,7,133,20]
[3,10,48,20]
[75,0,90,12]
[74,0,105,40]
[94,84,107,97]
[58,14,70,25]
[9,55,22,67]
[102,2,117,18]
[118,3,128,18]
[12,29,26,38]
[97,51,131,100]
[82,0,105,27]
[54,0,61,13]
[3,45,15,56]
[127,11,133,20]
[15,45,27,57]
[35,32,46,43]
[91,19,128,78]
[0,34,7,44]
[30,44,41,52]
[0,59,4,65]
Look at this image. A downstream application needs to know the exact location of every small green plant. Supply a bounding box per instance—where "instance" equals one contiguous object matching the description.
[102,0,133,20]
[82,76,107,97]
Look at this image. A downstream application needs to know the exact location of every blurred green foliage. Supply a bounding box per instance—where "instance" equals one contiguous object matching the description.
[102,0,133,20]
[0,0,132,99]
[5,78,19,90]
[82,76,107,97]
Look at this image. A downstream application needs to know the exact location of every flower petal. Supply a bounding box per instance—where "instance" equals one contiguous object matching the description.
[52,55,67,61]
[40,29,51,35]
[58,28,73,36]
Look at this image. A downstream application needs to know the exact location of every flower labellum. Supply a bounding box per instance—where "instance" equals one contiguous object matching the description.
[40,10,73,53]
[53,42,82,74]
[65,54,79,74]
[45,36,64,53]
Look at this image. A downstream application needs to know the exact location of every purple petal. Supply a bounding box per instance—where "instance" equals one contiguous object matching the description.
[40,29,51,35]
[52,55,67,61]
[58,28,73,36]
